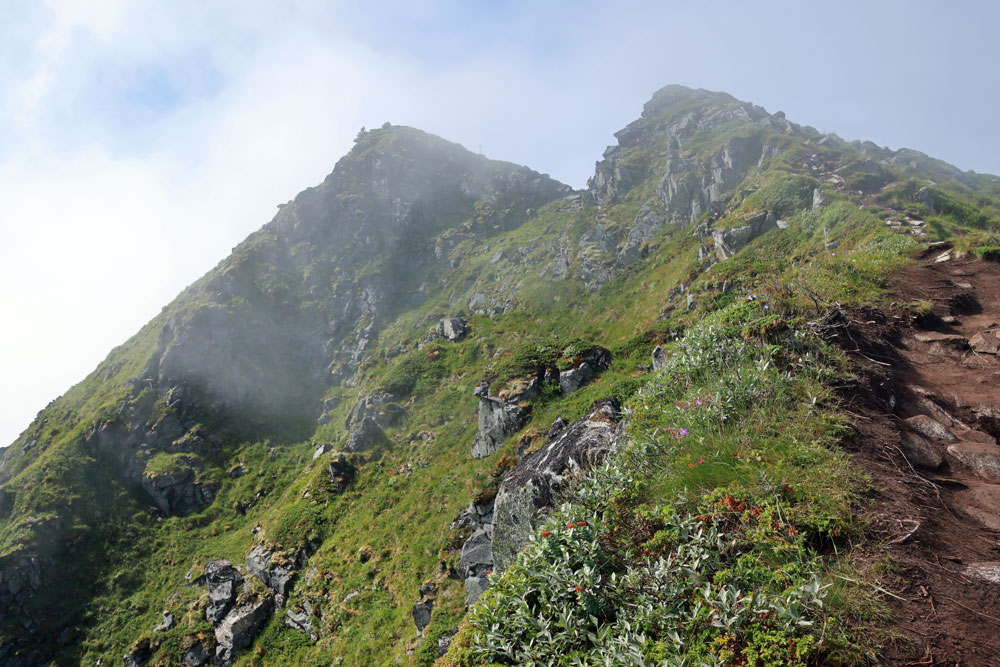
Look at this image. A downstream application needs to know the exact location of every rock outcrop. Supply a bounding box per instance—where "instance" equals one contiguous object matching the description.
[492,398,622,572]
[214,597,275,666]
[558,346,611,396]
[344,393,404,429]
[457,399,622,605]
[204,560,244,624]
[344,416,387,452]
[470,383,530,459]
[712,211,779,259]
[433,316,470,342]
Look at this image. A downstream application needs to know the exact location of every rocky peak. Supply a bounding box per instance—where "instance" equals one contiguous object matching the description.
[588,85,778,207]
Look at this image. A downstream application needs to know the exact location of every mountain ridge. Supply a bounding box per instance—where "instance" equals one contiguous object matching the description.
[1,84,999,666]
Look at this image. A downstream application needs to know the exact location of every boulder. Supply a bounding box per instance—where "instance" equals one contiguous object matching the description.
[247,545,309,599]
[437,628,459,658]
[492,398,621,572]
[153,611,174,632]
[344,393,403,429]
[559,364,594,395]
[344,417,387,453]
[470,384,529,459]
[898,432,943,470]
[458,527,494,605]
[812,188,824,210]
[214,596,275,666]
[559,347,612,395]
[916,186,937,212]
[412,583,436,633]
[651,345,666,371]
[464,576,490,606]
[285,601,317,641]
[905,415,956,443]
[181,639,210,667]
[947,441,1000,481]
[970,330,1000,355]
[181,641,210,667]
[712,211,777,260]
[434,317,470,342]
[204,559,243,625]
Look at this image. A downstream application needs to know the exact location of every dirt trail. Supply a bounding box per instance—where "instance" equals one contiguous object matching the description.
[840,245,1000,666]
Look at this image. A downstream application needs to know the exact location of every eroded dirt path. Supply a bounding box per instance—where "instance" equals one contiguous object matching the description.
[840,245,1000,666]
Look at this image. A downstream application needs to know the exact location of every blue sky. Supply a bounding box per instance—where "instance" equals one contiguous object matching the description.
[1,0,998,446]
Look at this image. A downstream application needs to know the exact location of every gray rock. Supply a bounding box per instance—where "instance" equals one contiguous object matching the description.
[468,293,487,313]
[947,441,1000,481]
[559,363,594,395]
[712,211,777,259]
[285,601,317,641]
[312,443,331,460]
[964,562,1000,584]
[434,317,470,342]
[344,417,387,453]
[344,393,403,429]
[905,415,956,442]
[459,528,494,581]
[412,599,433,633]
[686,293,697,312]
[153,611,174,632]
[141,457,216,517]
[464,576,490,605]
[546,417,569,441]
[214,596,275,666]
[651,345,666,371]
[617,206,665,267]
[247,545,308,598]
[492,398,621,573]
[970,330,1000,355]
[438,628,459,657]
[812,188,824,210]
[181,641,209,667]
[204,559,243,624]
[470,386,529,459]
[916,186,937,212]
[123,639,151,667]
[898,432,943,470]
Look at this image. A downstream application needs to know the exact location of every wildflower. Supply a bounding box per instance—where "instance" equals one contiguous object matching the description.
[567,522,575,529]
[763,304,769,310]
[541,530,551,537]
[574,585,583,592]
[487,570,492,575]
[577,521,587,527]
[679,428,689,437]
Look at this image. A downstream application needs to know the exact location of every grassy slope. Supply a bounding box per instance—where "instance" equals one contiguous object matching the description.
[1,90,999,665]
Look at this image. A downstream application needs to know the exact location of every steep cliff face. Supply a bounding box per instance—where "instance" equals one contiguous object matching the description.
[0,86,997,666]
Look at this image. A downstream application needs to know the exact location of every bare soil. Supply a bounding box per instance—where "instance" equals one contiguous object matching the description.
[837,245,1000,666]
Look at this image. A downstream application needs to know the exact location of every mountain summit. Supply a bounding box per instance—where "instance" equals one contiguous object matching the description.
[1,85,998,666]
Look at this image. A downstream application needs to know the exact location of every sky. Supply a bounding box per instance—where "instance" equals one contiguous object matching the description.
[1,0,998,447]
